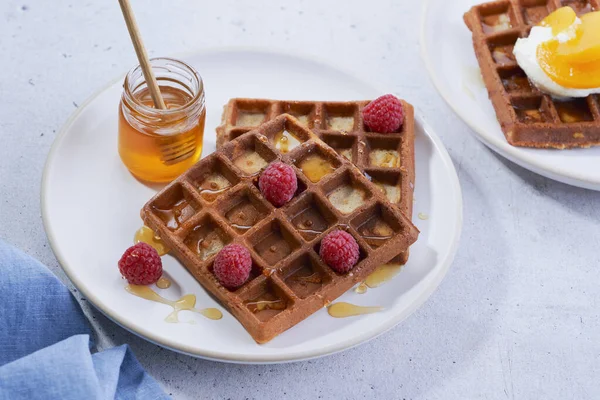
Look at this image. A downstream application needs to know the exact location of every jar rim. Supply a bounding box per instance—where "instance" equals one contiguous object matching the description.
[123,57,203,117]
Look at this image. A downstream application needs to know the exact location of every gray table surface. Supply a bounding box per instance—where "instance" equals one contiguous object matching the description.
[1,0,599,399]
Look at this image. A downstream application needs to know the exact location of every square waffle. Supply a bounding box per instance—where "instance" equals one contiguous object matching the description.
[141,114,419,343]
[464,0,600,149]
[216,98,415,264]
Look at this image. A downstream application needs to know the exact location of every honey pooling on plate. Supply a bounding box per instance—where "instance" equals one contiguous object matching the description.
[118,58,206,183]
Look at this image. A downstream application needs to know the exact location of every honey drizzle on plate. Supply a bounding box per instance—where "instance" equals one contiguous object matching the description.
[365,263,404,288]
[125,285,222,322]
[354,282,368,294]
[156,276,172,289]
[327,302,383,318]
[134,226,170,256]
[334,263,405,316]
[354,262,404,294]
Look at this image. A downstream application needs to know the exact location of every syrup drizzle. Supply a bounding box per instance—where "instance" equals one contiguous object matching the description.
[246,299,287,313]
[199,186,229,202]
[230,223,252,232]
[152,199,193,230]
[327,302,383,318]
[299,155,335,183]
[198,174,232,202]
[353,263,404,295]
[354,282,368,294]
[293,272,322,284]
[134,226,170,256]
[296,228,324,239]
[156,276,172,289]
[365,263,404,288]
[272,130,301,153]
[361,235,393,247]
[125,285,222,322]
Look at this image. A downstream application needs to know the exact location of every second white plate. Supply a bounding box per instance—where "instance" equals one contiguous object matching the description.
[421,0,600,191]
[42,48,462,363]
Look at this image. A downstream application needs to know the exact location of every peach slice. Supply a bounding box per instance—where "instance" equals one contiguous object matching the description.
[540,6,577,35]
[538,11,600,88]
[538,50,600,88]
[551,12,600,64]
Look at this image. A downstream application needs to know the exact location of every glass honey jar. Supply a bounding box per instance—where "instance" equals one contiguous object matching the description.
[118,58,206,182]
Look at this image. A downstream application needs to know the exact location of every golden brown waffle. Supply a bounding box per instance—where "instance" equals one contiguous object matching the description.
[216,98,415,264]
[141,114,419,343]
[464,0,600,149]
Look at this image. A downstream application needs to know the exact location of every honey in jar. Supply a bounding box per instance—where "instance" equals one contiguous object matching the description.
[118,58,206,182]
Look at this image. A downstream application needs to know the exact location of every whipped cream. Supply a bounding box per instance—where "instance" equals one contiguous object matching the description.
[513,19,600,99]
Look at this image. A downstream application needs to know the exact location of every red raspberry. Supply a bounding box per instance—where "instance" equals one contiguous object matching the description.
[362,94,404,133]
[319,230,360,273]
[213,244,252,289]
[258,162,298,207]
[118,243,163,285]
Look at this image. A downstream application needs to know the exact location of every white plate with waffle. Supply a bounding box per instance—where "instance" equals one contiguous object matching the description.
[421,0,600,190]
[42,48,462,363]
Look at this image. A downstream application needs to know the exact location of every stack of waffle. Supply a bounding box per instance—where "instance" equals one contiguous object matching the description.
[216,97,415,264]
[141,114,419,343]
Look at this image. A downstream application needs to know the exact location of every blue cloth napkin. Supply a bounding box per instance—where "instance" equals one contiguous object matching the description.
[0,239,169,400]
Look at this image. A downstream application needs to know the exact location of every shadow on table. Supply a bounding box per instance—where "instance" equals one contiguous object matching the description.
[489,149,600,224]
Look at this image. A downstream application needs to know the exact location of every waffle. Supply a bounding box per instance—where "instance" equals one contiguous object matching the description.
[464,0,600,149]
[216,98,415,264]
[141,114,419,343]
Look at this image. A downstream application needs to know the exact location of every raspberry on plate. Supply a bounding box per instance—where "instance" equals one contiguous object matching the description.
[118,242,163,285]
[213,244,252,289]
[319,230,360,273]
[258,162,298,207]
[362,94,404,133]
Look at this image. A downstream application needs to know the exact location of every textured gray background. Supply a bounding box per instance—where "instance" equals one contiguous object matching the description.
[1,0,599,399]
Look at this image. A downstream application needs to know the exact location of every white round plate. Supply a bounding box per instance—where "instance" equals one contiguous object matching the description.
[42,48,462,363]
[421,0,600,191]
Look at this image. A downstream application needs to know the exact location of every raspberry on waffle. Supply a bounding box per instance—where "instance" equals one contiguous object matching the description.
[216,97,416,264]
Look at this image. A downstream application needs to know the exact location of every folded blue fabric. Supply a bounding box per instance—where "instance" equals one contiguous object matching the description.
[0,239,169,400]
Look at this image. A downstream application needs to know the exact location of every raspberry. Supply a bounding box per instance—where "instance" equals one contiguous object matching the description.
[362,94,404,133]
[118,243,163,285]
[213,244,252,289]
[258,162,298,207]
[319,230,360,273]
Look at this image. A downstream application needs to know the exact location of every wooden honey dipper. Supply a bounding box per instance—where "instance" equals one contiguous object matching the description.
[118,0,197,165]
[118,0,165,110]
